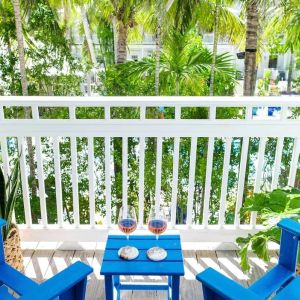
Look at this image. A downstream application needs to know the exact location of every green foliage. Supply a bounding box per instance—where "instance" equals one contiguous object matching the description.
[236,187,300,272]
[257,69,271,96]
[99,64,155,96]
[0,160,21,240]
[124,30,237,96]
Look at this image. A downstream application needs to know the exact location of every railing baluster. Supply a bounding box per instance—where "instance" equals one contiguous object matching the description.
[35,136,48,227]
[69,106,79,227]
[271,137,284,190]
[53,137,63,227]
[203,137,214,227]
[70,137,79,227]
[186,137,197,226]
[219,137,232,227]
[234,137,249,227]
[251,137,267,227]
[122,137,128,210]
[138,137,145,227]
[105,137,111,226]
[155,137,163,212]
[288,138,300,186]
[140,106,146,120]
[18,137,32,227]
[88,137,95,227]
[171,137,180,227]
[0,105,4,120]
[105,106,110,120]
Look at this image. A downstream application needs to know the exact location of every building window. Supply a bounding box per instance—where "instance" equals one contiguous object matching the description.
[268,56,278,69]
[131,55,139,61]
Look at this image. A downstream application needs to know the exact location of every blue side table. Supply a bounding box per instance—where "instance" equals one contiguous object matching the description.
[100,234,184,300]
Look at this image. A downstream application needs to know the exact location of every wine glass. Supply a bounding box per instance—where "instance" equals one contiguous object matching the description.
[147,205,168,260]
[117,205,139,260]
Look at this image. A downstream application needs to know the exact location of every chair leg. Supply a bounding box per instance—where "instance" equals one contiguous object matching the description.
[202,286,226,300]
[60,278,88,300]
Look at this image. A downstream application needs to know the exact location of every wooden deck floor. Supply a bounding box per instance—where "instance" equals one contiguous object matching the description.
[22,247,278,300]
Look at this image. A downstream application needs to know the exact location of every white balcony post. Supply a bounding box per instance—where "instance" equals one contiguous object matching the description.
[251,137,267,227]
[219,137,232,227]
[138,137,145,227]
[18,137,32,227]
[122,137,128,211]
[155,137,163,213]
[105,137,111,227]
[53,137,63,227]
[88,137,96,227]
[186,137,197,227]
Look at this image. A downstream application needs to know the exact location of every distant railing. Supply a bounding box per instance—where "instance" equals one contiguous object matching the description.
[0,96,299,243]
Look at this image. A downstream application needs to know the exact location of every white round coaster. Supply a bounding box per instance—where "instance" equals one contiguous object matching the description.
[118,246,139,260]
[147,247,167,261]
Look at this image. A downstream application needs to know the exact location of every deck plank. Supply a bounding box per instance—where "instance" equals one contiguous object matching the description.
[25,248,55,282]
[21,248,277,300]
[216,250,249,287]
[181,250,201,300]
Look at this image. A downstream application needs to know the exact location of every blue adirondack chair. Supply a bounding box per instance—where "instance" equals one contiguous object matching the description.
[197,218,300,300]
[0,219,93,300]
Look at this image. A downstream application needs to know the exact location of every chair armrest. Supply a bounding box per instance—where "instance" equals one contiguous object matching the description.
[0,219,6,228]
[196,268,263,300]
[278,218,300,238]
[19,261,93,300]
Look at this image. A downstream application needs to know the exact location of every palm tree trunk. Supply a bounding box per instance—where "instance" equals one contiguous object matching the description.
[112,16,118,64]
[12,0,37,199]
[209,0,220,96]
[287,51,294,93]
[243,1,258,96]
[116,21,128,64]
[80,6,97,67]
[155,18,162,96]
[11,0,28,96]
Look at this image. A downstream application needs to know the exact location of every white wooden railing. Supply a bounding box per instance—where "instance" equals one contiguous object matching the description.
[0,96,300,245]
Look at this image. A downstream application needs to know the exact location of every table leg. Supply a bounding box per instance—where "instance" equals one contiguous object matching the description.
[168,276,172,300]
[171,276,180,300]
[113,276,120,300]
[105,275,114,300]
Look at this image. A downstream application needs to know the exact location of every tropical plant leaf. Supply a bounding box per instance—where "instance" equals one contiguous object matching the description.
[237,187,300,272]
[0,166,6,220]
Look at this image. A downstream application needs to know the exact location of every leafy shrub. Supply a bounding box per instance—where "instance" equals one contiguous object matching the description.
[236,187,300,272]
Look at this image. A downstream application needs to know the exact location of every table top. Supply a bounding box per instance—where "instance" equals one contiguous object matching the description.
[100,234,184,276]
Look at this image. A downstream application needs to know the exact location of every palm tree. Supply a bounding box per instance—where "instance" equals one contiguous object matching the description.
[243,0,259,96]
[241,0,274,96]
[11,0,38,198]
[95,0,141,64]
[194,0,244,96]
[137,0,175,95]
[49,0,98,67]
[265,0,300,93]
[127,31,236,96]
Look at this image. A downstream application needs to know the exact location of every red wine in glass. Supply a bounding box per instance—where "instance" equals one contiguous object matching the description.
[118,218,137,235]
[148,219,167,236]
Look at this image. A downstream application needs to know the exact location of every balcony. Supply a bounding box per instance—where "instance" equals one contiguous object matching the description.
[0,96,300,299]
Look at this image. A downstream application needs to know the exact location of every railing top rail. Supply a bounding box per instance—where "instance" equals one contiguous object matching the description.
[0,96,300,107]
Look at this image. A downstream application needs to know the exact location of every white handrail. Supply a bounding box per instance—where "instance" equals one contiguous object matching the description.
[0,96,299,243]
